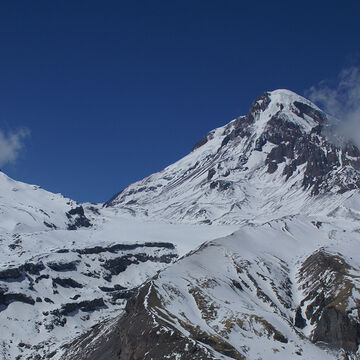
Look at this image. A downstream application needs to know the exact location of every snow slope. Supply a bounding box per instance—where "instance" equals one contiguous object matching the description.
[63,213,360,360]
[0,171,77,234]
[0,174,237,359]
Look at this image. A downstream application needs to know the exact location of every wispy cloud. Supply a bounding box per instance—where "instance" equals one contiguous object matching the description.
[0,128,30,167]
[306,66,360,147]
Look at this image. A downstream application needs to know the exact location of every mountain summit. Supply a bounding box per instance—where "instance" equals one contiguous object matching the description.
[105,89,360,224]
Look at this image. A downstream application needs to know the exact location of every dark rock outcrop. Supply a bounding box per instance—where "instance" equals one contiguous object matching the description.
[76,242,175,255]
[0,289,35,311]
[0,266,23,281]
[312,306,360,352]
[47,261,79,272]
[102,253,177,279]
[52,277,83,289]
[294,306,306,329]
[61,284,222,360]
[209,180,232,191]
[298,250,360,353]
[66,206,92,230]
[52,298,107,317]
[24,262,45,275]
[191,134,209,152]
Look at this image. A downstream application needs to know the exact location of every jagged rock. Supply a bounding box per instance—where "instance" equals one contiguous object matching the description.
[56,249,70,253]
[294,307,306,329]
[109,289,135,303]
[267,162,278,174]
[209,180,232,191]
[35,274,50,283]
[98,285,127,292]
[207,168,216,180]
[312,306,360,352]
[66,206,92,230]
[24,262,45,275]
[248,92,271,118]
[299,250,360,352]
[61,284,219,360]
[52,277,83,288]
[44,221,57,229]
[53,298,107,316]
[0,262,45,281]
[47,260,79,272]
[293,101,326,124]
[76,241,175,255]
[0,266,23,280]
[102,253,177,278]
[0,292,35,309]
[191,134,209,152]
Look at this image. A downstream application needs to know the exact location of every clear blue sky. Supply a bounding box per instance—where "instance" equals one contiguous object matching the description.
[1,0,359,203]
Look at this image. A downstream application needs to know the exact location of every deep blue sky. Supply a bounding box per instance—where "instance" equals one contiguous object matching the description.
[1,1,359,203]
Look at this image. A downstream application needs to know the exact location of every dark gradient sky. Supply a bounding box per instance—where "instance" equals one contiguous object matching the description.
[1,1,359,202]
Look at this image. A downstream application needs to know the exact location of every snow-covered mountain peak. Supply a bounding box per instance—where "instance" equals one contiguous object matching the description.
[267,88,318,108]
[0,170,95,237]
[105,90,360,224]
[247,89,324,137]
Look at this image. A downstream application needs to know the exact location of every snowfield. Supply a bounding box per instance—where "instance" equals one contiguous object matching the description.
[0,171,237,359]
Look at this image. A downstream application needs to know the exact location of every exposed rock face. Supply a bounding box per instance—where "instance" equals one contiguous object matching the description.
[313,306,360,352]
[294,307,306,329]
[24,262,46,275]
[298,249,360,353]
[52,298,107,317]
[66,206,92,230]
[0,266,24,281]
[221,92,360,195]
[75,241,175,255]
[0,261,45,281]
[47,260,79,272]
[0,239,180,359]
[101,253,177,279]
[191,133,210,152]
[52,277,84,288]
[61,283,229,360]
[0,289,35,309]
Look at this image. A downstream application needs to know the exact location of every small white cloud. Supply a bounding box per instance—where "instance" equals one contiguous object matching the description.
[0,128,30,167]
[306,66,360,147]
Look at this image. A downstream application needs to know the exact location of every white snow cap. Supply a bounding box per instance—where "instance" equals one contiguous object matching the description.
[268,89,321,108]
[249,88,324,134]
